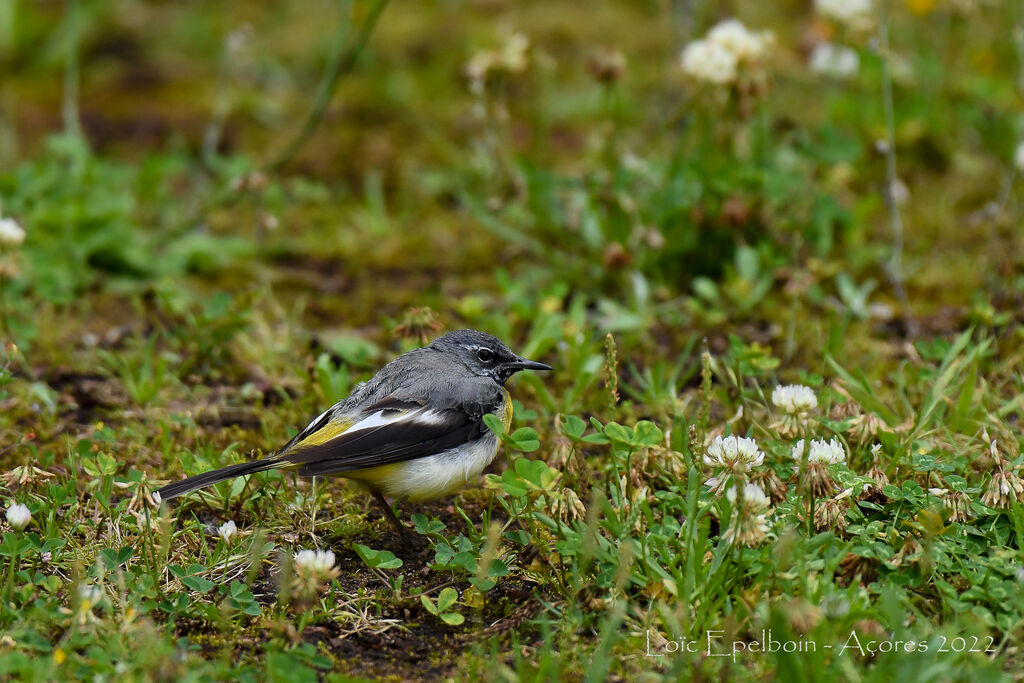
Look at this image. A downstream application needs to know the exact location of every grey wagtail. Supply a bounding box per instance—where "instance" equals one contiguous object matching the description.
[155,329,551,532]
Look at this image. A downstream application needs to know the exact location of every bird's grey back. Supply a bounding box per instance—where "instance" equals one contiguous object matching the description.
[283,345,502,454]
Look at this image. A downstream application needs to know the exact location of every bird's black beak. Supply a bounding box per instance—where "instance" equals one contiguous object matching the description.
[511,357,552,372]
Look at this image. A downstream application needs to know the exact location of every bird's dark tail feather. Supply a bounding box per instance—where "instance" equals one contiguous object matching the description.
[156,459,282,501]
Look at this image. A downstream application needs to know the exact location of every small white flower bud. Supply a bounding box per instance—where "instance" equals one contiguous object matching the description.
[5,503,30,531]
[218,520,237,543]
[0,217,25,247]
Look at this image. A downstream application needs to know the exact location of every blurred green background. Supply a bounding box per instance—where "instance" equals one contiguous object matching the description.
[1,0,1018,350]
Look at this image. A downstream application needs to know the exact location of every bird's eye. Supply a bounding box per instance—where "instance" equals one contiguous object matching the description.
[477,348,494,362]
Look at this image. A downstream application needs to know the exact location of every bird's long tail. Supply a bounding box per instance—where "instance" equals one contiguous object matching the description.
[156,458,284,501]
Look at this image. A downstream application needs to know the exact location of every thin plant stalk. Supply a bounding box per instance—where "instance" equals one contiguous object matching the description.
[878,9,914,336]
[62,0,83,139]
[266,0,391,171]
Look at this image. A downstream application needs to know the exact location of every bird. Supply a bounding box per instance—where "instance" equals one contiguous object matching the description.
[155,329,551,534]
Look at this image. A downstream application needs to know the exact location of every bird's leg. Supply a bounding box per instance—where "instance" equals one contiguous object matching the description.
[371,490,410,534]
[370,491,428,549]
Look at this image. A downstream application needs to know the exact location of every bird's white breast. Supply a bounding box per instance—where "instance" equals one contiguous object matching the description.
[348,433,501,502]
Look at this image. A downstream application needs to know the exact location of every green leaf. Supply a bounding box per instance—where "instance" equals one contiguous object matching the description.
[882,485,903,500]
[436,587,459,612]
[513,457,559,491]
[692,277,719,302]
[411,513,446,535]
[559,415,587,441]
[0,534,32,557]
[735,245,759,280]
[420,594,439,615]
[181,576,215,594]
[483,413,506,437]
[451,551,477,573]
[633,420,662,447]
[500,469,529,497]
[266,651,317,683]
[603,421,633,446]
[503,529,531,545]
[99,547,134,569]
[509,427,540,452]
[440,612,465,625]
[432,543,456,568]
[469,577,496,592]
[353,543,404,570]
[481,557,510,579]
[96,451,119,475]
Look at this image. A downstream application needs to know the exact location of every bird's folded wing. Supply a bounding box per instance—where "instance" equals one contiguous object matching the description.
[280,399,485,476]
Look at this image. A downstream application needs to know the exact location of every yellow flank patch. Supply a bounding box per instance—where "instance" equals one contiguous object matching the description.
[501,387,513,430]
[341,463,400,488]
[295,418,354,447]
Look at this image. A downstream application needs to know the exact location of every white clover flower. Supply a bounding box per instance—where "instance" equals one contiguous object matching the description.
[0,217,25,247]
[294,549,337,576]
[772,384,817,437]
[5,502,30,531]
[772,384,818,414]
[811,438,846,464]
[218,520,237,543]
[725,482,771,508]
[680,39,738,85]
[706,19,773,64]
[809,43,859,79]
[292,548,340,600]
[815,0,874,31]
[1014,142,1024,172]
[793,439,845,497]
[723,483,772,546]
[705,435,765,469]
[704,435,765,494]
[792,439,805,460]
[793,438,846,465]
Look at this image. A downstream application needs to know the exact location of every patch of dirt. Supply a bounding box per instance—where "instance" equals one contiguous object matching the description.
[308,618,459,681]
[306,496,545,680]
[30,367,127,425]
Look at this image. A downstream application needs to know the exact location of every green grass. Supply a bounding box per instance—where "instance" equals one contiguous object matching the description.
[2,0,1024,680]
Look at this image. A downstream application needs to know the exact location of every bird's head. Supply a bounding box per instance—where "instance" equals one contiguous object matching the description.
[430,329,551,384]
